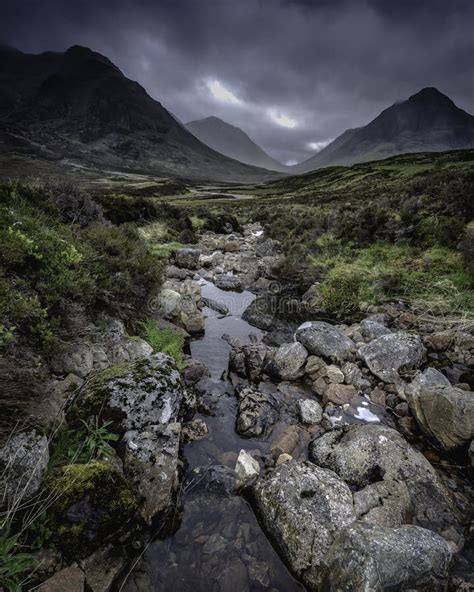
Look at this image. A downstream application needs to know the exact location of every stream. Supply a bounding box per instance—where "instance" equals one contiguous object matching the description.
[121,280,304,591]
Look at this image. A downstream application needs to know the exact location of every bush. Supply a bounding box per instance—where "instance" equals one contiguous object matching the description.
[139,321,186,369]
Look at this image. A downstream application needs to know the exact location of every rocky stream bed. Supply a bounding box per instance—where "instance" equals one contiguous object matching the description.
[2,224,473,591]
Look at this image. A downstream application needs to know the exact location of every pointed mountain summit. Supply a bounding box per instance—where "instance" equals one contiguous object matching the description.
[293,87,474,172]
[0,45,280,182]
[186,116,288,172]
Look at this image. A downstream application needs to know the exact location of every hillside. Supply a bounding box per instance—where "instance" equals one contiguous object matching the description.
[186,116,288,172]
[0,45,280,182]
[293,88,474,173]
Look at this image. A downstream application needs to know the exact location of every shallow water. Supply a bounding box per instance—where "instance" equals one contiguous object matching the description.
[121,281,304,591]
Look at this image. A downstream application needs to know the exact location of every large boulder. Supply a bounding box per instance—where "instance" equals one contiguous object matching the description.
[323,521,452,591]
[406,368,474,450]
[359,318,392,342]
[123,422,181,524]
[44,462,137,559]
[77,353,189,432]
[295,322,355,362]
[229,343,275,384]
[358,332,426,383]
[215,274,242,291]
[310,424,458,534]
[253,460,355,590]
[235,385,279,438]
[0,430,49,504]
[266,342,308,381]
[50,342,94,378]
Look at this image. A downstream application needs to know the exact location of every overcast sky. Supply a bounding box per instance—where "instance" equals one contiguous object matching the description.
[2,0,473,164]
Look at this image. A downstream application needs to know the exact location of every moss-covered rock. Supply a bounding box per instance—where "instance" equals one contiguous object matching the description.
[73,353,191,432]
[44,462,137,559]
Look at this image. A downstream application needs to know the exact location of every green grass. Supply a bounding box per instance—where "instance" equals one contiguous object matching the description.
[139,320,186,369]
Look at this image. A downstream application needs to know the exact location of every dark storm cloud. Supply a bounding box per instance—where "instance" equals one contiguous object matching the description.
[2,0,473,163]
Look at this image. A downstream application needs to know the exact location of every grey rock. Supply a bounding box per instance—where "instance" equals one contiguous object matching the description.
[156,288,182,318]
[359,319,392,341]
[406,368,474,450]
[38,566,85,592]
[166,264,190,279]
[229,343,274,384]
[215,273,242,291]
[109,337,153,364]
[174,247,201,270]
[81,353,189,432]
[50,342,93,378]
[267,342,308,380]
[353,479,413,528]
[255,238,275,258]
[298,399,323,425]
[235,449,260,483]
[295,321,355,362]
[82,546,124,592]
[253,460,355,590]
[323,521,452,591]
[358,332,426,383]
[0,430,49,504]
[202,297,229,315]
[123,422,181,524]
[236,385,279,438]
[310,424,458,534]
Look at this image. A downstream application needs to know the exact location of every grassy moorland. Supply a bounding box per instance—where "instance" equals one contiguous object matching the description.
[182,150,474,320]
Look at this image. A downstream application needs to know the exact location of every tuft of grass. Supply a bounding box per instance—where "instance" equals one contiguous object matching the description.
[0,531,35,592]
[139,321,186,369]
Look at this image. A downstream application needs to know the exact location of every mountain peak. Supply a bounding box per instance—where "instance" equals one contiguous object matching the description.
[407,86,453,105]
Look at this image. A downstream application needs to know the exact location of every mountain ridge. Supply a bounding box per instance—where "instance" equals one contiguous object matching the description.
[186,116,289,172]
[292,87,474,173]
[0,44,281,182]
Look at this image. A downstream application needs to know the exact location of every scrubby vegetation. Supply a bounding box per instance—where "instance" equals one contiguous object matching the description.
[0,182,195,353]
[139,321,186,369]
[180,150,474,321]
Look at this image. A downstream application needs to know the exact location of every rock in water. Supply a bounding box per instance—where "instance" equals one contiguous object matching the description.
[235,385,279,437]
[406,368,474,451]
[78,353,189,431]
[310,424,458,534]
[253,460,355,590]
[298,399,323,425]
[358,332,426,383]
[235,450,260,484]
[0,430,49,504]
[266,342,308,380]
[295,321,355,362]
[323,521,452,591]
[123,422,181,524]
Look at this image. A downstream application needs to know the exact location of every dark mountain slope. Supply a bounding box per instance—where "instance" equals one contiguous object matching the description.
[293,87,474,173]
[0,45,280,182]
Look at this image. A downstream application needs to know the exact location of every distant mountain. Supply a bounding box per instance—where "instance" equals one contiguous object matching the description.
[0,45,280,182]
[293,87,474,173]
[186,116,288,172]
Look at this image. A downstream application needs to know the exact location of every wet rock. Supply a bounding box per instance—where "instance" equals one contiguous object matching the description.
[295,321,355,362]
[44,462,137,559]
[235,450,260,484]
[182,358,210,385]
[50,342,93,377]
[190,465,239,496]
[174,247,201,270]
[39,566,85,592]
[253,460,355,590]
[0,430,49,503]
[241,298,275,330]
[123,422,180,524]
[298,399,323,425]
[201,297,229,315]
[181,418,209,442]
[323,521,452,591]
[353,479,413,528]
[78,353,188,432]
[359,319,392,341]
[229,343,274,383]
[266,342,308,381]
[406,368,474,450]
[310,424,458,534]
[358,332,426,383]
[236,385,279,438]
[178,310,204,334]
[323,383,358,406]
[215,273,242,291]
[270,425,301,459]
